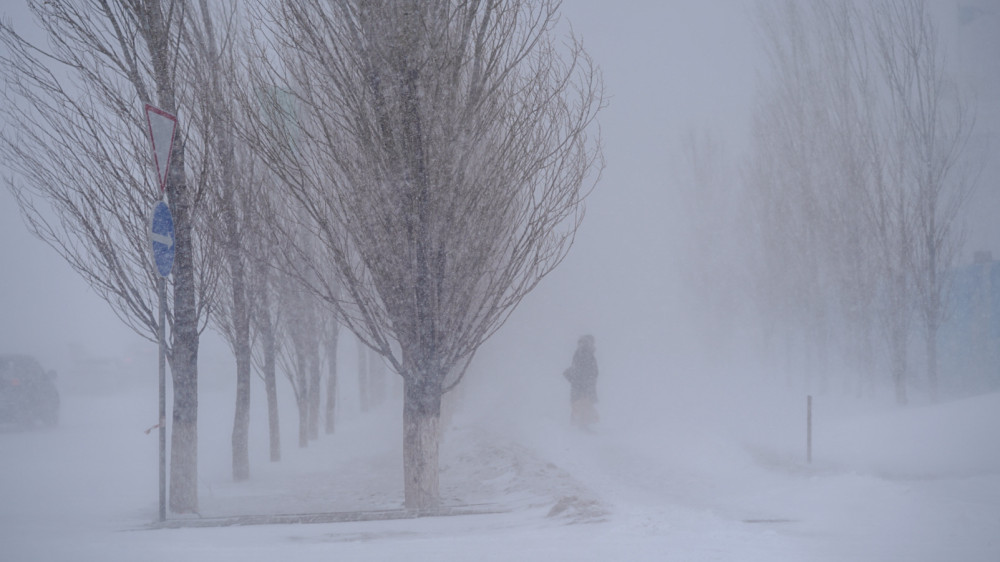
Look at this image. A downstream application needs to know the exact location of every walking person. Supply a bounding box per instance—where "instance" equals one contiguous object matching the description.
[563,334,598,429]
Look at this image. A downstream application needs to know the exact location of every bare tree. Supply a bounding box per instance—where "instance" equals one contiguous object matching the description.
[749,0,846,389]
[0,0,213,512]
[252,276,283,461]
[749,0,979,403]
[271,222,327,449]
[185,0,260,481]
[275,284,313,450]
[247,191,287,461]
[839,0,918,405]
[867,101,918,405]
[239,92,308,461]
[247,0,604,509]
[869,0,978,401]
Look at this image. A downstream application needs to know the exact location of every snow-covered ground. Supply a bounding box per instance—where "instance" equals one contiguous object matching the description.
[2,367,999,562]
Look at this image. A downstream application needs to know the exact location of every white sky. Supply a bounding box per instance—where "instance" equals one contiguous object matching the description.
[1,1,994,382]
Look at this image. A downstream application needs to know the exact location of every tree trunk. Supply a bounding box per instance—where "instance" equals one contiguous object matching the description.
[926,323,939,401]
[168,193,200,511]
[295,344,309,449]
[297,395,309,449]
[168,405,198,513]
[890,285,909,406]
[325,321,339,434]
[262,309,280,461]
[227,196,251,481]
[138,0,200,515]
[891,333,908,405]
[403,376,442,510]
[166,134,200,514]
[307,339,321,441]
[369,348,385,409]
[924,223,940,403]
[231,329,251,480]
[358,339,370,413]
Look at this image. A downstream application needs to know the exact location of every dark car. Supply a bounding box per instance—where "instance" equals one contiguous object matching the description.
[0,354,59,427]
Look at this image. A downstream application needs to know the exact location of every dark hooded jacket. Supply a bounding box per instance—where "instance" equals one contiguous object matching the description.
[564,335,598,402]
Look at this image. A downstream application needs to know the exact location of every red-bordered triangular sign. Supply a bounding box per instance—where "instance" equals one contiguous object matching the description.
[144,104,177,194]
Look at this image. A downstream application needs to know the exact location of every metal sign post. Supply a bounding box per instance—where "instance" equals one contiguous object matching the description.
[157,276,167,522]
[150,200,174,522]
[145,105,177,522]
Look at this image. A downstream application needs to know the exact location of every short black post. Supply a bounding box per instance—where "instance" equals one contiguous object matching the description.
[806,395,813,464]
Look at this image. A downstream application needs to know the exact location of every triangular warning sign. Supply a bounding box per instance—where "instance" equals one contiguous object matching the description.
[144,104,177,194]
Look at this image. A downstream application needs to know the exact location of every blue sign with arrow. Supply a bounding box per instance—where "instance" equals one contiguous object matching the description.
[150,201,175,277]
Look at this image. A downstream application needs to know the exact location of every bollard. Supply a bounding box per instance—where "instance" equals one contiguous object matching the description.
[807,395,813,464]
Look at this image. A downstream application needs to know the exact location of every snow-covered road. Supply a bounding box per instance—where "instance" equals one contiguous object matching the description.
[2,381,999,561]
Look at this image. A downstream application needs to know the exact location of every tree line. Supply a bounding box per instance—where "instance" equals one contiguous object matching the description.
[675,0,981,405]
[0,0,603,513]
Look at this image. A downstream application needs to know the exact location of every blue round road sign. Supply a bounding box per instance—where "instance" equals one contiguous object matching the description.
[150,201,175,277]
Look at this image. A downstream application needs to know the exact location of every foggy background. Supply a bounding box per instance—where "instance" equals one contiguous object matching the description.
[1,0,998,426]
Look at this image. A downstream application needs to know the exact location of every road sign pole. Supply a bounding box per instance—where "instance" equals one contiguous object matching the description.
[145,104,176,522]
[150,200,174,522]
[158,275,167,522]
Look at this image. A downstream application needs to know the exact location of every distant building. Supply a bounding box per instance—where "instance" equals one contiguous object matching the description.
[936,4,1000,397]
[940,251,1000,395]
